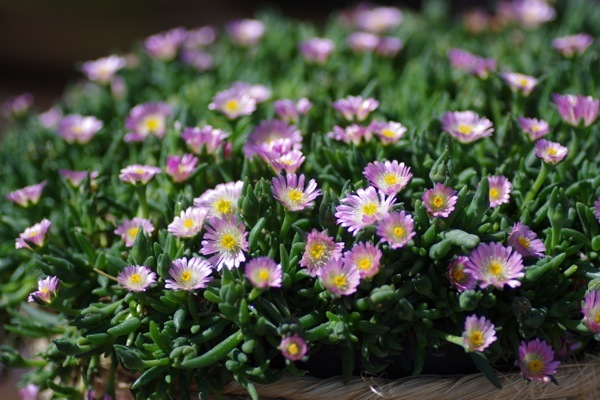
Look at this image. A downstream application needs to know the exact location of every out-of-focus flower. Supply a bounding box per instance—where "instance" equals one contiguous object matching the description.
[553,34,593,58]
[328,124,371,145]
[376,210,415,249]
[300,229,344,277]
[18,383,40,400]
[244,257,282,288]
[16,219,52,250]
[117,265,157,292]
[226,19,265,46]
[209,88,257,119]
[183,26,217,48]
[144,27,187,60]
[59,170,99,188]
[355,6,403,33]
[500,72,538,96]
[194,181,243,218]
[6,181,46,207]
[181,49,214,71]
[448,256,477,292]
[369,120,407,144]
[447,48,496,79]
[488,175,511,207]
[114,218,154,247]
[462,315,497,352]
[465,242,524,289]
[513,0,555,28]
[182,126,229,155]
[39,106,63,129]
[552,94,599,128]
[201,215,249,270]
[582,290,600,334]
[376,37,404,57]
[519,339,560,382]
[166,153,199,183]
[28,276,59,303]
[267,150,306,174]
[299,38,335,65]
[274,98,312,123]
[534,139,568,164]
[422,183,458,218]
[594,196,600,222]
[243,119,302,157]
[441,111,494,143]
[333,96,379,122]
[508,222,546,258]
[342,241,382,279]
[2,93,33,118]
[230,81,271,103]
[165,257,213,291]
[168,207,207,238]
[124,102,172,142]
[320,258,360,296]
[271,173,321,212]
[347,31,380,53]
[280,335,307,361]
[335,187,395,236]
[119,165,161,185]
[363,160,412,195]
[58,114,103,144]
[518,117,550,141]
[81,55,126,83]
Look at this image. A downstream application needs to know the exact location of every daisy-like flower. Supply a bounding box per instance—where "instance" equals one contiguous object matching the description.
[342,241,382,279]
[271,173,321,212]
[114,218,154,247]
[354,6,403,33]
[28,276,59,303]
[183,26,217,48]
[165,257,213,291]
[274,98,312,123]
[193,181,244,218]
[226,19,265,47]
[518,117,550,141]
[462,315,497,352]
[363,160,413,195]
[447,256,477,292]
[59,170,99,188]
[119,164,161,185]
[117,265,157,292]
[328,124,371,145]
[39,106,63,129]
[441,111,494,143]
[167,207,207,238]
[209,88,257,119]
[508,222,546,258]
[230,82,271,103]
[124,102,172,142]
[2,93,33,118]
[552,94,600,128]
[200,215,249,270]
[581,290,600,334]
[488,175,511,207]
[534,139,568,164]
[244,257,283,289]
[376,37,404,57]
[347,31,380,53]
[594,197,600,222]
[553,34,593,58]
[81,54,126,83]
[500,72,538,96]
[465,242,524,289]
[166,154,199,183]
[422,183,458,218]
[447,48,496,79]
[335,187,396,236]
[320,258,361,296]
[376,211,415,249]
[18,383,40,400]
[280,335,308,361]
[144,27,187,61]
[180,48,214,72]
[243,119,302,157]
[299,38,335,65]
[369,120,407,144]
[513,0,555,28]
[181,126,229,155]
[519,339,560,383]
[333,95,379,122]
[6,181,46,207]
[300,229,344,277]
[57,114,103,144]
[16,219,52,250]
[268,150,306,174]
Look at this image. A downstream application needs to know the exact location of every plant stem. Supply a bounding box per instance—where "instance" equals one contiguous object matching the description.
[136,185,149,219]
[94,268,118,282]
[280,211,297,241]
[521,162,549,211]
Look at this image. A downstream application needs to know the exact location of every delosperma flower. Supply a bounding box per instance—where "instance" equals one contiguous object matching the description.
[200,215,249,270]
[519,339,560,383]
[165,154,199,183]
[16,219,52,250]
[553,34,593,58]
[274,98,312,123]
[6,181,46,207]
[280,335,307,361]
[500,72,538,96]
[230,81,271,103]
[328,124,371,145]
[595,197,600,222]
[167,207,207,238]
[342,241,382,279]
[376,211,415,249]
[462,315,497,352]
[376,37,404,57]
[144,27,187,61]
[582,290,600,334]
[513,0,555,28]
[335,187,395,236]
[124,102,172,142]
[81,54,126,83]
[465,242,524,289]
[271,173,321,212]
[180,49,214,71]
[59,170,99,188]
[321,258,360,296]
[2,93,33,117]
[165,257,213,291]
[28,276,59,303]
[300,230,344,277]
[534,139,568,164]
[518,117,550,141]
[447,48,496,79]
[268,149,306,174]
[441,111,494,143]
[447,256,477,292]
[363,160,413,195]
[333,95,379,122]
[58,114,103,144]
[354,6,403,33]
[119,165,162,185]
[209,88,256,119]
[488,175,511,207]
[347,32,380,53]
[369,120,407,144]
[181,126,229,155]
[193,181,243,218]
[552,94,600,128]
[117,265,157,292]
[244,257,282,289]
[39,106,63,129]
[18,383,40,400]
[299,38,335,65]
[508,222,546,258]
[114,218,154,247]
[226,19,265,47]
[244,120,302,157]
[422,183,458,218]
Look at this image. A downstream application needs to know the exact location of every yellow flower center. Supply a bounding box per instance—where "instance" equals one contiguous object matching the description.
[224,100,239,113]
[518,236,530,248]
[130,273,141,284]
[362,202,378,216]
[41,287,49,294]
[357,257,371,271]
[488,261,503,276]
[134,168,146,174]
[220,234,237,250]
[547,148,557,156]
[144,116,160,132]
[528,359,544,373]
[287,343,299,355]
[531,125,540,132]
[128,227,140,238]
[72,125,84,134]
[469,330,484,347]
[432,195,444,209]
[287,189,304,203]
[594,310,600,325]
[310,244,326,260]
[453,268,465,282]
[183,219,194,228]
[519,78,530,87]
[489,188,499,200]
[333,275,347,289]
[393,226,404,237]
[214,199,232,215]
[383,173,398,186]
[457,123,473,135]
[381,128,395,138]
[180,270,192,282]
[258,270,270,281]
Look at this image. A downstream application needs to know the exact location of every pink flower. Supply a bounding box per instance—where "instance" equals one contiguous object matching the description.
[183,26,217,48]
[193,181,243,218]
[28,276,59,303]
[180,49,214,71]
[166,153,199,183]
[320,258,360,296]
[518,117,550,141]
[441,111,493,143]
[369,120,407,144]
[447,256,476,292]
[18,383,40,400]
[488,175,511,207]
[447,48,496,79]
[226,19,265,46]
[2,93,33,118]
[119,165,161,185]
[508,222,546,258]
[144,27,187,60]
[167,207,207,238]
[333,96,379,122]
[355,6,403,33]
[117,265,157,292]
[335,187,395,236]
[243,120,302,157]
[244,257,282,289]
[38,106,63,129]
[267,149,306,174]
[181,125,229,155]
[376,211,415,249]
[16,219,52,250]
[209,88,256,119]
[347,31,380,53]
[280,335,307,361]
[376,37,404,57]
[271,173,321,212]
[114,218,154,247]
[500,72,538,96]
[342,241,382,279]
[328,124,371,145]
[59,170,99,188]
[274,98,312,123]
[6,181,46,207]
[422,183,458,218]
[513,0,555,28]
[534,139,568,164]
[124,102,172,142]
[57,114,103,144]
[519,339,560,382]
[465,242,524,289]
[553,34,593,58]
[165,257,213,291]
[363,160,412,195]
[200,215,249,270]
[462,315,497,352]
[594,196,600,222]
[552,94,599,128]
[230,82,271,103]
[81,55,126,83]
[582,290,600,334]
[299,38,335,65]
[300,230,344,277]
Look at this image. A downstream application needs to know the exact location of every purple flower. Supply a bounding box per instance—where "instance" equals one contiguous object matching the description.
[28,276,59,303]
[181,125,229,155]
[244,257,282,289]
[462,315,497,352]
[354,6,403,33]
[272,173,321,212]
[230,81,271,103]
[422,183,458,218]
[274,98,312,123]
[183,26,217,48]
[111,76,127,99]
[335,187,395,236]
[200,215,249,270]
[144,27,187,60]
[280,335,307,361]
[227,19,265,46]
[513,0,555,28]
[447,48,496,79]
[320,258,360,296]
[268,150,306,175]
[119,164,161,185]
[465,242,524,289]
[488,175,511,207]
[534,139,568,164]
[124,102,172,142]
[369,120,407,144]
[209,88,256,119]
[58,114,103,144]
[117,265,157,292]
[552,94,599,128]
[299,38,335,64]
[114,218,154,247]
[300,229,344,277]
[81,55,126,83]
[441,111,494,143]
[327,124,372,145]
[168,207,207,238]
[363,160,412,195]
[347,31,380,53]
[59,170,99,188]
[16,219,52,250]
[508,222,546,258]
[518,117,550,141]
[553,34,593,58]
[39,106,63,129]
[333,95,379,122]
[519,339,560,382]
[500,72,538,96]
[342,241,382,279]
[376,37,404,57]
[376,211,415,249]
[582,290,600,334]
[180,49,214,71]
[165,257,213,291]
[447,256,477,292]
[165,153,199,183]
[595,197,600,222]
[2,93,33,117]
[193,181,243,218]
[243,120,302,157]
[6,181,46,207]
[18,383,40,400]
